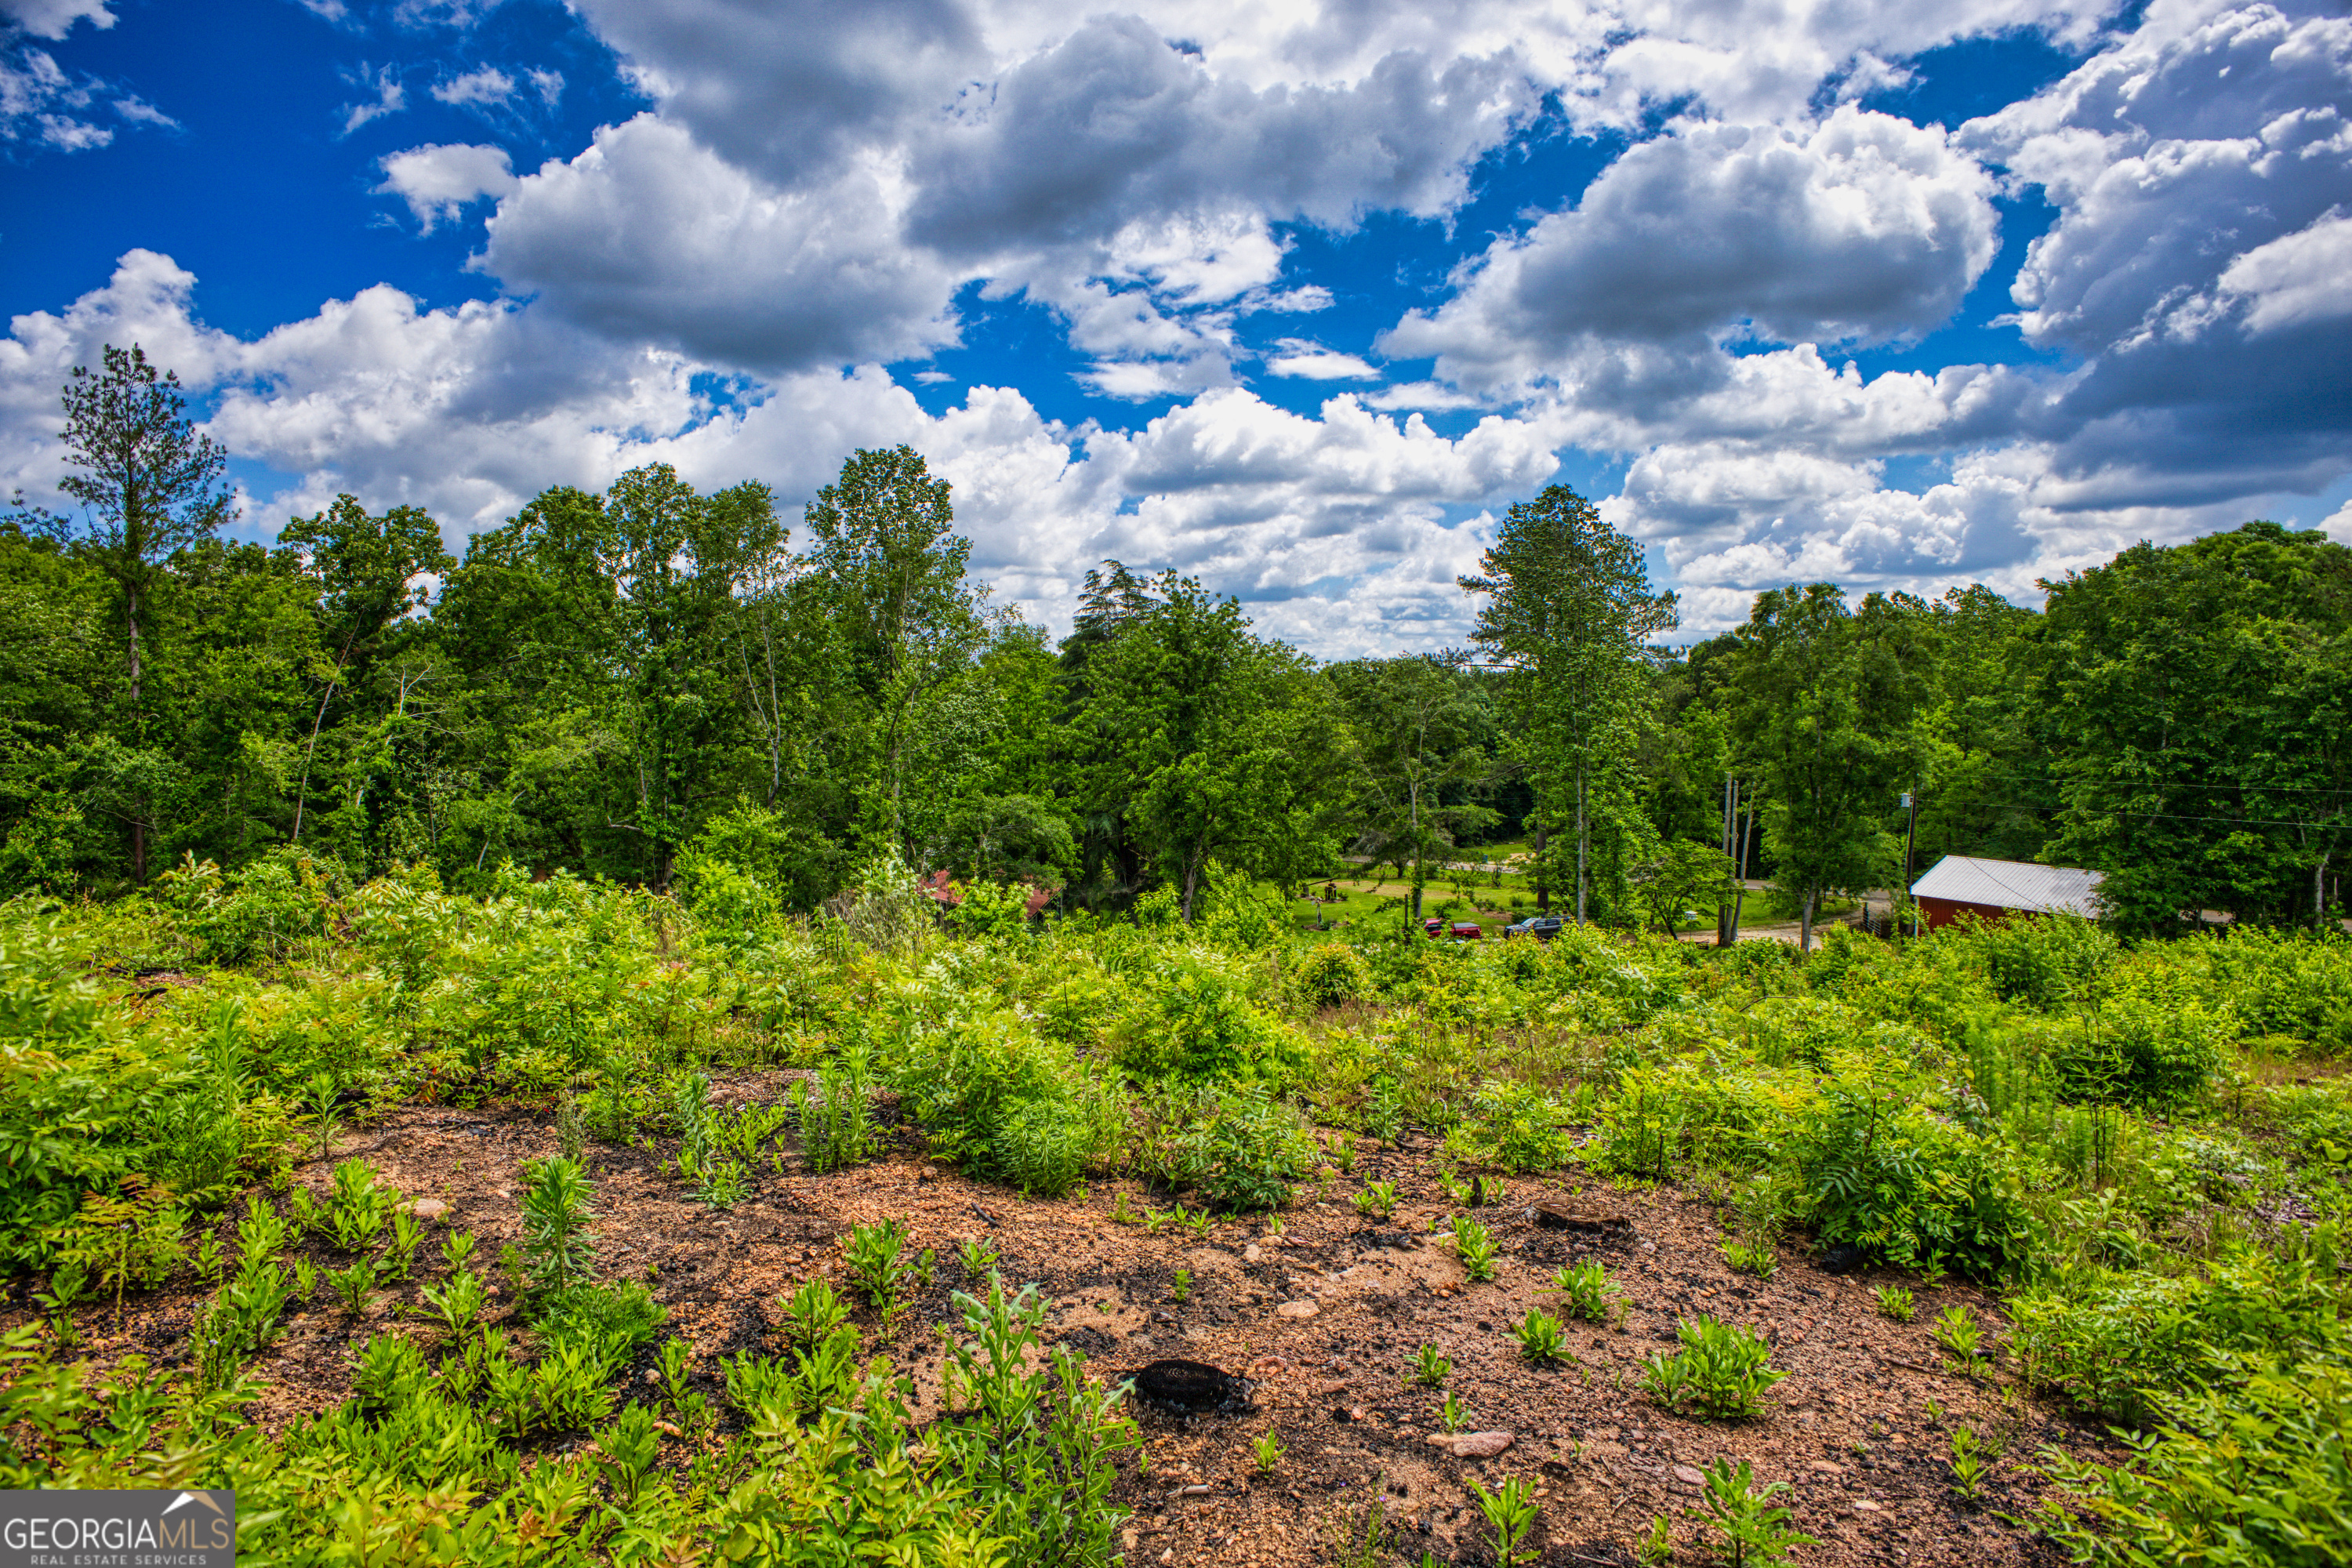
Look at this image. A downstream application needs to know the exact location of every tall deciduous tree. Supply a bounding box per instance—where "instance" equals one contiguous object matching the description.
[1724,584,1922,949]
[2038,521,2352,932]
[279,495,455,846]
[17,345,235,880]
[1328,654,1496,920]
[800,445,984,849]
[1461,484,1675,924]
[1080,572,1341,920]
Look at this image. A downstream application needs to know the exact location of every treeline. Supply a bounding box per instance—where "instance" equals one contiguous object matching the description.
[5,345,2349,935]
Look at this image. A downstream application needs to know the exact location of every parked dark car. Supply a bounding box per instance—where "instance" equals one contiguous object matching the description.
[1448,920,1483,940]
[1504,915,1563,940]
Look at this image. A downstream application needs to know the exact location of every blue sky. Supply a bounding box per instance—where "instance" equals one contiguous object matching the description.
[2,0,2348,655]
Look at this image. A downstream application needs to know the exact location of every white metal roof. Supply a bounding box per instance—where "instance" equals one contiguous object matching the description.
[1909,855,2105,916]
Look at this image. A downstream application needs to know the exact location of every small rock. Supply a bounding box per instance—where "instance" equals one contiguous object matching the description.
[1276,1300,1318,1319]
[1852,1499,1883,1512]
[405,1198,449,1221]
[1807,1461,1845,1475]
[1175,1483,1211,1497]
[1316,1378,1351,1396]
[644,1368,661,1385]
[1243,1244,1262,1263]
[1673,1465,1704,1487]
[1428,1430,1515,1459]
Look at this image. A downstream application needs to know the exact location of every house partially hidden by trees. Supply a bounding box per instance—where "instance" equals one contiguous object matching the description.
[1909,855,2104,930]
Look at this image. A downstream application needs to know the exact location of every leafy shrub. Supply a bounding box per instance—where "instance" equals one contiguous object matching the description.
[891,1011,1121,1196]
[2034,1351,2352,1566]
[1131,1082,1314,1211]
[2011,1236,2346,1421]
[1951,912,2118,1012]
[1642,1316,1786,1419]
[1295,942,1371,1008]
[1795,1054,2032,1278]
[518,1156,595,1296]
[1447,1078,1573,1173]
[1109,952,1303,1083]
[1551,1259,1624,1323]
[1451,1215,1499,1283]
[2051,988,2237,1110]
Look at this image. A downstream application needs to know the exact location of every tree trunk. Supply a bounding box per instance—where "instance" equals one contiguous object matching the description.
[1573,763,1589,926]
[1180,855,1202,923]
[125,585,143,712]
[1799,888,1817,952]
[1409,777,1423,920]
[2321,851,2332,931]
[1533,821,1548,916]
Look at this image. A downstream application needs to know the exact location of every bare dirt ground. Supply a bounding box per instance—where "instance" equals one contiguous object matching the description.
[16,1081,2100,1567]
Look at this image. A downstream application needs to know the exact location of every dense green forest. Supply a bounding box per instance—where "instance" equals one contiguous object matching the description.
[8,347,2350,937]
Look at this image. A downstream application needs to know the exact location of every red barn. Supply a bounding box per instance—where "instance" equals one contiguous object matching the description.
[1908,855,2104,931]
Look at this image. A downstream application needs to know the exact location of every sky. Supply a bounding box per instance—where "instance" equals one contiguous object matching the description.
[1,0,2347,656]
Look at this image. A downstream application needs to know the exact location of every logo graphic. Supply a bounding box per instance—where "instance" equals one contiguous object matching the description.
[1,1488,236,1566]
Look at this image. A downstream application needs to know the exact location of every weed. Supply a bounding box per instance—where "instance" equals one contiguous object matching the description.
[1552,1259,1625,1323]
[1722,1237,1778,1279]
[1949,1425,1988,1500]
[1874,1284,1916,1323]
[841,1219,913,1316]
[519,1157,596,1296]
[1108,1192,1138,1225]
[1638,1515,1675,1566]
[1451,1214,1499,1283]
[1935,1304,1984,1362]
[1688,1457,1815,1566]
[1642,1316,1788,1420]
[957,1236,1000,1277]
[306,1071,341,1160]
[1510,1308,1573,1367]
[386,1210,423,1280]
[1410,1344,1453,1387]
[328,1258,376,1316]
[780,1275,851,1354]
[292,1257,317,1301]
[1354,1181,1398,1219]
[1328,1490,1391,1568]
[1438,1391,1468,1432]
[328,1159,393,1252]
[422,1268,486,1338]
[597,1402,660,1505]
[1470,1475,1541,1567]
[1171,1268,1192,1304]
[441,1228,477,1272]
[1254,1426,1285,1472]
[556,1086,586,1165]
[1439,1169,1473,1206]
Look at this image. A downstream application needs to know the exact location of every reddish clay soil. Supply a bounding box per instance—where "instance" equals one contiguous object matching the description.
[21,1076,2103,1567]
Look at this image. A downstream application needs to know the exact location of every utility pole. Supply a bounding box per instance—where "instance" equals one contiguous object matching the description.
[1900,789,1918,938]
[1718,772,1737,946]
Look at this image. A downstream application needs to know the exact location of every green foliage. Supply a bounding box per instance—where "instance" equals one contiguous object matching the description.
[1508,1308,1571,1366]
[2034,1352,2352,1567]
[1131,1081,1314,1211]
[1933,1305,1984,1361]
[1874,1284,1916,1323]
[518,1156,595,1297]
[1410,1343,1452,1387]
[1294,942,1371,1007]
[1722,1237,1777,1279]
[1447,1077,1573,1172]
[842,1218,914,1315]
[1468,1474,1542,1568]
[1642,1316,1788,1420]
[1352,1180,1397,1218]
[1687,1457,1815,1566]
[1551,1259,1624,1323]
[1450,1214,1498,1283]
